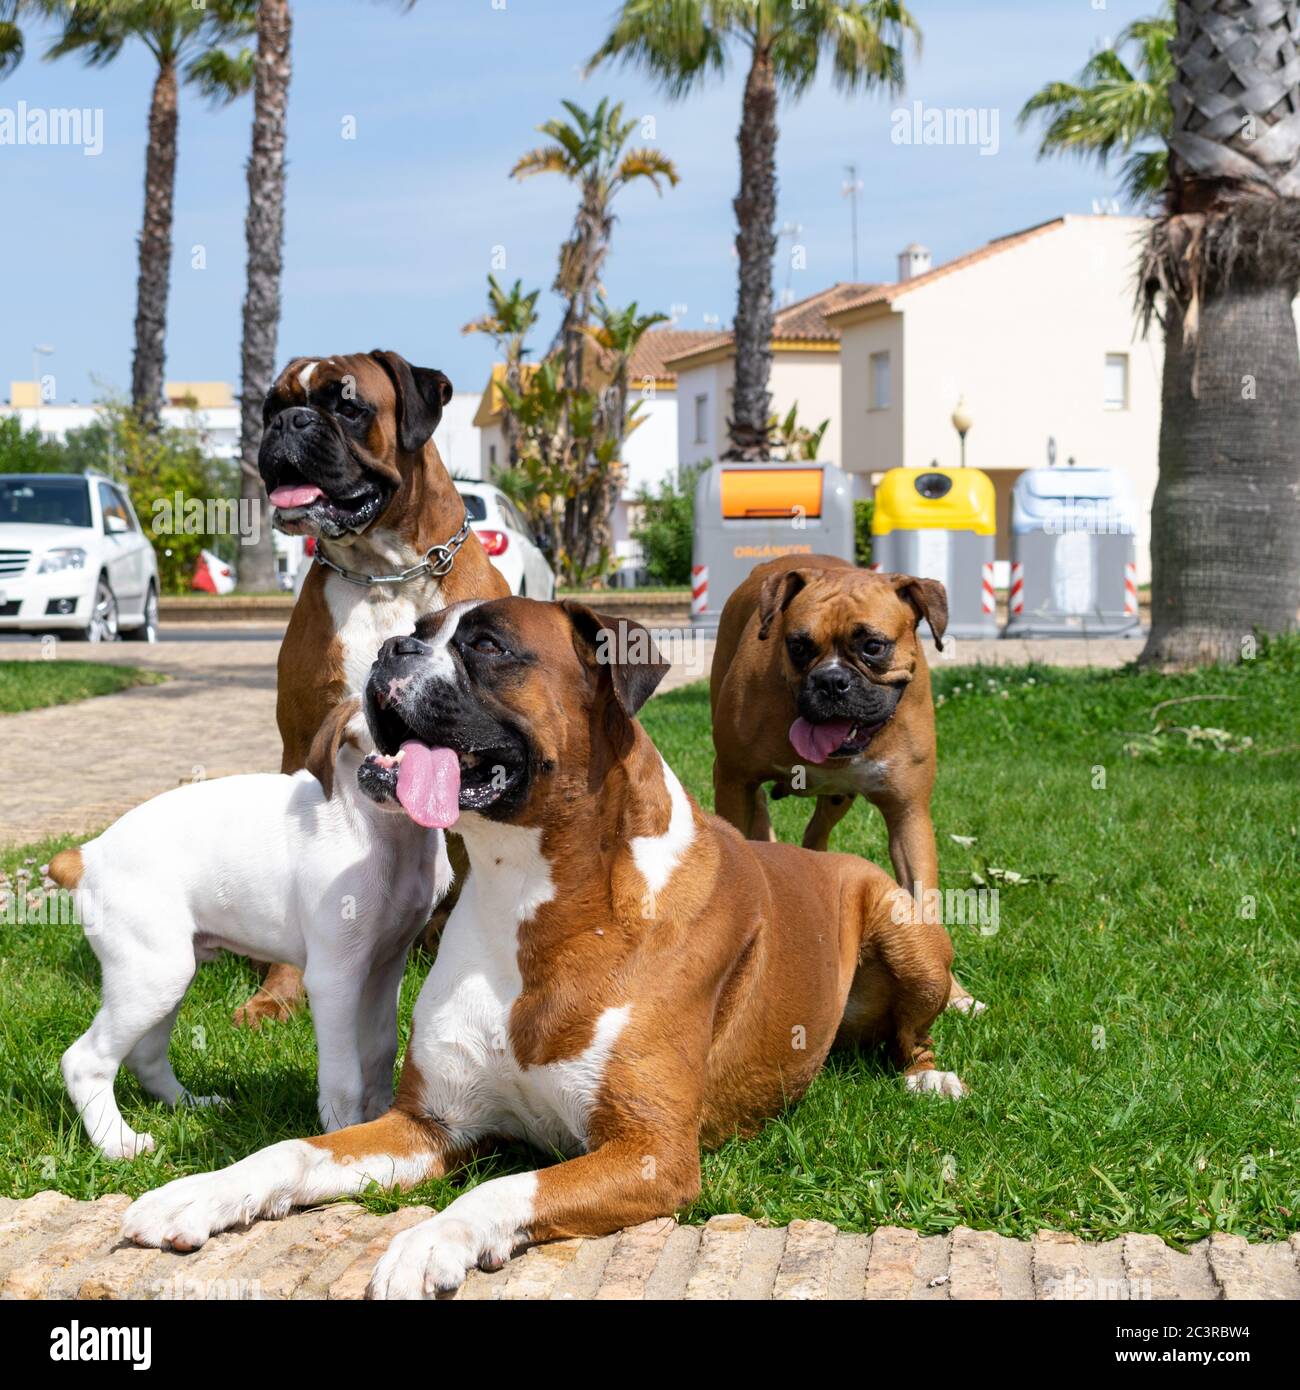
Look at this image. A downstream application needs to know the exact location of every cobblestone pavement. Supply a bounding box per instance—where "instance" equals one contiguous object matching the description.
[0,623,1139,847]
[0,1195,1294,1300]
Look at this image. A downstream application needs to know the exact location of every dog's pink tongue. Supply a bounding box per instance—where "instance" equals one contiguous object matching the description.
[395,742,461,828]
[269,483,323,508]
[789,717,854,765]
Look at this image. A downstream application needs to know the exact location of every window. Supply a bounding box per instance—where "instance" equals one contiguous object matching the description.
[98,482,134,532]
[456,491,488,522]
[870,351,892,410]
[488,443,498,467]
[1104,353,1129,410]
[693,394,709,444]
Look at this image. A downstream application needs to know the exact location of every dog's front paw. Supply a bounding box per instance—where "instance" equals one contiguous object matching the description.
[122,1169,263,1252]
[906,1069,967,1099]
[366,1215,512,1300]
[946,995,987,1016]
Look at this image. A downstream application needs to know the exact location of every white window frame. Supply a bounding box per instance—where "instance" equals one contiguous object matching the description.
[869,350,892,411]
[1104,352,1129,411]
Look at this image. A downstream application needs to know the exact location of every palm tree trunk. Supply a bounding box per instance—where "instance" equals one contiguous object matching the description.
[727,42,778,461]
[131,58,178,430]
[237,0,292,593]
[1144,282,1300,667]
[1138,0,1300,668]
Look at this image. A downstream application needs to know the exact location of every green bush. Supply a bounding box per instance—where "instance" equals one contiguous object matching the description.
[0,417,70,472]
[854,498,874,568]
[631,464,703,586]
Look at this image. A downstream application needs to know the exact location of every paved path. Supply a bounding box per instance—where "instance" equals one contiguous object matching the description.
[0,1194,1294,1300]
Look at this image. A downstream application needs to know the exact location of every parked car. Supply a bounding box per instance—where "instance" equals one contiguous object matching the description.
[456,482,556,599]
[0,472,160,642]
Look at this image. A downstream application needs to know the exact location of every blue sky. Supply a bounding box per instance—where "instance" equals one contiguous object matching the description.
[0,0,1159,406]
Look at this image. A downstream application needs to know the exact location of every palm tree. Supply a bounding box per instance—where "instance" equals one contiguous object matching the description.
[511,98,678,397]
[462,275,541,471]
[590,1,919,460]
[1134,1,1300,667]
[35,2,255,429]
[235,0,291,593]
[1019,3,1175,206]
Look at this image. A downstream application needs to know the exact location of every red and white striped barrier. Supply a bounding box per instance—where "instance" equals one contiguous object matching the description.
[1124,561,1138,617]
[981,562,996,616]
[691,564,709,616]
[1009,561,1024,616]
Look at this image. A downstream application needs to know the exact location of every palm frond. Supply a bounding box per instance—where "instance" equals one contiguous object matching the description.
[511,145,576,181]
[586,0,730,101]
[0,19,22,78]
[615,147,680,191]
[185,44,253,105]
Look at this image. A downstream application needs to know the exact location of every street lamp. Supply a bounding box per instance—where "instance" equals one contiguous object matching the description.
[951,396,972,468]
[32,344,55,405]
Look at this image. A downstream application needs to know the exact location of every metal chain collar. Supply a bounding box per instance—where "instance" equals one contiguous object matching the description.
[312,516,472,587]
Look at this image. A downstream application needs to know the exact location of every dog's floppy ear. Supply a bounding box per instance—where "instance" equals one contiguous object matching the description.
[562,601,670,718]
[756,567,813,641]
[891,573,948,651]
[305,697,363,800]
[371,350,453,454]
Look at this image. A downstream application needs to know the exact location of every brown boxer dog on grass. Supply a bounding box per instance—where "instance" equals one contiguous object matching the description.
[123,598,962,1298]
[710,553,981,1012]
[234,350,508,1027]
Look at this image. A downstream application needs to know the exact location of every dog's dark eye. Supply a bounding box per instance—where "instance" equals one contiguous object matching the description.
[863,639,888,660]
[786,636,815,667]
[337,399,366,420]
[470,634,505,657]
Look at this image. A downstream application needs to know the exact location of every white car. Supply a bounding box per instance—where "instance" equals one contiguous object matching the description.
[456,482,556,599]
[0,472,160,642]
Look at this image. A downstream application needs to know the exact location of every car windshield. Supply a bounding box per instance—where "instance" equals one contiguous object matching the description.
[0,477,92,528]
[457,491,488,523]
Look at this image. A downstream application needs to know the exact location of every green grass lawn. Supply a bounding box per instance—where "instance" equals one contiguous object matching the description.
[1,639,1297,1244]
[0,660,164,714]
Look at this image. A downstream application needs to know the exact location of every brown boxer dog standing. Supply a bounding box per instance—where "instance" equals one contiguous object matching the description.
[123,598,962,1297]
[710,553,980,1012]
[234,350,508,1026]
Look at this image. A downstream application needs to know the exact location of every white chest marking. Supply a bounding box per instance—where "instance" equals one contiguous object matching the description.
[325,573,446,697]
[782,756,893,798]
[408,820,630,1156]
[630,760,694,894]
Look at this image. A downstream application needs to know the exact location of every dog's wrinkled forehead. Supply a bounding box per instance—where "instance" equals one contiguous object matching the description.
[789,575,913,646]
[267,354,393,413]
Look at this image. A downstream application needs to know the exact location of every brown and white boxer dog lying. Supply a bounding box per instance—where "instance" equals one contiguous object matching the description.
[234,349,508,1026]
[122,598,962,1298]
[710,554,980,1012]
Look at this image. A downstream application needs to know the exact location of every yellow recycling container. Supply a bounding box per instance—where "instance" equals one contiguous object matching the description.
[870,467,997,638]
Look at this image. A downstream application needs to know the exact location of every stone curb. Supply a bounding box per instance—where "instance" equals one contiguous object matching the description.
[1,1195,1295,1301]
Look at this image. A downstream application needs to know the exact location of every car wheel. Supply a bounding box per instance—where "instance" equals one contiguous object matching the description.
[76,575,119,643]
[123,582,159,643]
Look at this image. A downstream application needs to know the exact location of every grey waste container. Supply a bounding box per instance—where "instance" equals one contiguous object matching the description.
[690,462,855,632]
[1005,467,1140,638]
[870,466,998,639]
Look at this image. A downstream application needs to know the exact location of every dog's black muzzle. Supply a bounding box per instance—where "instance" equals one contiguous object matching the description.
[798,661,902,733]
[260,408,392,538]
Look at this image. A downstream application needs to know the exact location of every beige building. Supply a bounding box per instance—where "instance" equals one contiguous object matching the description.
[825,216,1168,579]
[667,284,871,475]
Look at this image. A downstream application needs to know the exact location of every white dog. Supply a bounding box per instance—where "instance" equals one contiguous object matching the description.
[51,699,450,1160]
